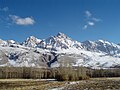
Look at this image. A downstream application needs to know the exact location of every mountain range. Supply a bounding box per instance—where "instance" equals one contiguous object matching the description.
[0,32,120,69]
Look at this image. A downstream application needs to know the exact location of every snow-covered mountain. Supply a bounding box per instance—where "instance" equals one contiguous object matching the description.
[0,32,120,69]
[82,40,120,55]
[37,32,83,50]
[22,36,41,47]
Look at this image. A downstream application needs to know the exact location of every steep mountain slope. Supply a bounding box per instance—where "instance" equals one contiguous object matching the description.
[0,32,120,68]
[37,32,83,50]
[82,40,120,55]
[22,36,41,47]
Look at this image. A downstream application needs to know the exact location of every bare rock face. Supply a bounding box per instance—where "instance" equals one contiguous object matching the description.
[0,50,8,65]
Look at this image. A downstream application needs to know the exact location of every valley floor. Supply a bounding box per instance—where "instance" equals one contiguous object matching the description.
[0,77,120,90]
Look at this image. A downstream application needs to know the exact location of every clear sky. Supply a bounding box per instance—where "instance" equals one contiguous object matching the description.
[0,0,120,43]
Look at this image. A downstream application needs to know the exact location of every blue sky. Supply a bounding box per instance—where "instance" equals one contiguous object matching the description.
[0,0,120,43]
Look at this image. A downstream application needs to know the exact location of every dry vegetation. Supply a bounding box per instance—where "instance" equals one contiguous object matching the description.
[0,78,120,90]
[0,79,65,90]
[63,78,120,90]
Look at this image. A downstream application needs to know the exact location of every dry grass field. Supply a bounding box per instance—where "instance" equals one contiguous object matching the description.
[0,78,120,90]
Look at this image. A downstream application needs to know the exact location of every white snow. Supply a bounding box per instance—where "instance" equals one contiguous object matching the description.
[0,32,120,68]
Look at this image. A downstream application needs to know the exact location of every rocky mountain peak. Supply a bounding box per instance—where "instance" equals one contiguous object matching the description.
[7,40,16,44]
[56,32,68,39]
[23,36,41,47]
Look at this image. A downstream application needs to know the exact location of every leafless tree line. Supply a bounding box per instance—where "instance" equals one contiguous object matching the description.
[87,68,120,78]
[0,66,120,80]
[0,66,88,81]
